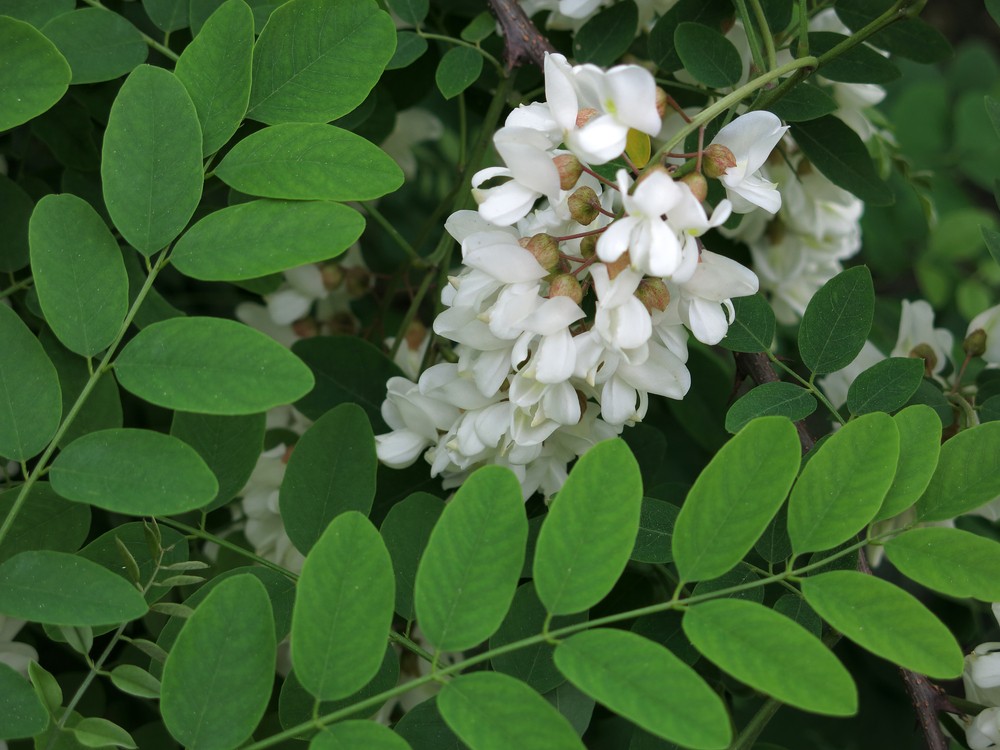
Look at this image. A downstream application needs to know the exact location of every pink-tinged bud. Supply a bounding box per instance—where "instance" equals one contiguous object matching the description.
[344,267,371,298]
[576,108,599,128]
[292,317,318,338]
[703,144,737,179]
[520,233,561,271]
[404,319,427,351]
[908,343,938,377]
[680,172,708,202]
[655,87,669,119]
[635,278,670,313]
[549,273,583,305]
[580,234,598,259]
[321,263,345,290]
[964,328,988,358]
[553,154,583,190]
[568,186,600,226]
[605,252,631,280]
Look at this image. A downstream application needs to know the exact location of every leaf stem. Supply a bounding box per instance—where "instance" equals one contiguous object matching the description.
[0,276,33,300]
[749,0,778,70]
[417,31,503,73]
[733,0,767,74]
[360,203,425,267]
[78,0,180,61]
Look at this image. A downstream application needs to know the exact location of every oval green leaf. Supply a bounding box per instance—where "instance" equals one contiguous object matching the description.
[292,511,395,700]
[631,498,679,564]
[556,628,730,748]
[50,428,218,515]
[175,0,254,156]
[216,123,403,201]
[0,16,70,131]
[29,194,129,356]
[788,412,899,555]
[114,316,315,414]
[533,439,642,615]
[682,599,857,716]
[719,294,776,353]
[387,0,427,26]
[248,0,396,124]
[810,32,901,84]
[310,721,411,750]
[885,527,1000,602]
[161,574,275,750]
[170,200,364,281]
[846,357,924,416]
[415,465,527,651]
[101,65,203,255]
[725,383,817,434]
[0,303,62,461]
[280,403,377,554]
[0,175,33,272]
[674,21,742,88]
[916,421,1000,522]
[0,550,147,626]
[438,672,584,750]
[380,492,444,621]
[573,1,638,67]
[71,717,137,749]
[0,662,48,740]
[0,483,90,564]
[798,266,875,375]
[110,664,162,699]
[673,417,800,583]
[0,0,75,27]
[873,404,941,521]
[41,8,147,84]
[790,117,892,206]
[78,522,188,604]
[435,46,483,100]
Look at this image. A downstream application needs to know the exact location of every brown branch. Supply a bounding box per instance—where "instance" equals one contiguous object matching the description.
[486,0,556,72]
[733,351,815,453]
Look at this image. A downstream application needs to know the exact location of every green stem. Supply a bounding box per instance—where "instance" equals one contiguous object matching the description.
[765,351,845,423]
[733,0,767,75]
[796,0,810,59]
[78,0,179,61]
[0,251,170,549]
[389,632,435,664]
[749,0,778,70]
[0,276,32,300]
[361,203,425,266]
[417,31,503,74]
[388,256,439,360]
[731,698,783,750]
[155,517,298,581]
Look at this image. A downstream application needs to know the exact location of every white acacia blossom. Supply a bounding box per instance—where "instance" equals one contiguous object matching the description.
[964,605,1000,749]
[375,53,775,498]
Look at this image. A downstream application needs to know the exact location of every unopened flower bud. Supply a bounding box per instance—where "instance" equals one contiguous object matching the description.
[326,311,356,335]
[568,186,600,226]
[552,154,583,190]
[576,108,599,128]
[605,252,631,280]
[635,278,670,313]
[654,87,669,119]
[908,342,938,376]
[964,328,988,358]
[680,172,708,202]
[520,233,561,271]
[703,144,737,179]
[549,273,583,305]
[404,319,427,351]
[344,267,371,298]
[320,263,345,290]
[292,317,318,338]
[580,234,598,259]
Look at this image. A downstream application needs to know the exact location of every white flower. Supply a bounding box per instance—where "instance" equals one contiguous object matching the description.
[472,127,564,226]
[709,111,788,214]
[966,642,1000,707]
[670,249,759,345]
[968,707,1000,750]
[968,304,1000,365]
[266,264,327,325]
[241,444,306,574]
[892,299,954,374]
[381,108,444,180]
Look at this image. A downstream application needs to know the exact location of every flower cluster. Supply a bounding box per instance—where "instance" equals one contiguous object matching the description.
[375,53,777,498]
[964,604,1000,749]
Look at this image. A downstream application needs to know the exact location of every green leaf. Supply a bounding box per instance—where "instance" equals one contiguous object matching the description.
[170,200,364,281]
[682,599,857,716]
[71,717,137,749]
[280,403,377,554]
[142,0,188,32]
[170,411,265,511]
[41,9,147,84]
[216,123,403,201]
[28,661,61,714]
[885,527,1000,602]
[533,439,643,615]
[0,663,49,740]
[544,681,594,737]
[554,629,731,749]
[175,0,254,156]
[438,672,585,750]
[435,47,483,100]
[673,417,800,583]
[161,575,275,750]
[0,16,70,131]
[798,266,875,375]
[29,194,129,356]
[248,0,396,124]
[415,466,527,651]
[394,698,464,749]
[292,512,394,700]
[0,483,90,564]
[0,175,33,272]
[787,412,898,555]
[984,225,1000,268]
[490,582,586,693]
[386,30,428,70]
[989,0,1000,26]
[109,664,161,699]
[834,0,951,63]
[790,117,892,206]
[387,0,427,26]
[292,335,404,429]
[719,294,775,352]
[647,0,732,73]
[674,22,742,88]
[379,492,444,620]
[0,550,147,626]
[0,0,74,27]
[461,12,496,43]
[573,1,638,67]
[0,303,61,461]
[766,82,837,122]
[101,65,203,256]
[725,383,816,434]
[873,404,941,522]
[846,357,924,416]
[801,570,963,678]
[809,32,900,84]
[916,422,1000,521]
[311,722,411,750]
[114,316,315,414]
[981,395,1000,423]
[631,498,680,564]
[78,522,188,604]
[50,429,218,515]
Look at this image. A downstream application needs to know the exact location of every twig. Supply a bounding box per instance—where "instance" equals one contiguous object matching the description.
[734,352,815,453]
[485,0,556,71]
